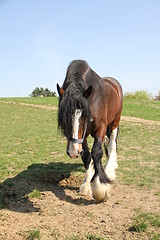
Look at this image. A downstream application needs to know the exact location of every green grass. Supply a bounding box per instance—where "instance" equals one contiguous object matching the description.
[0,97,159,192]
[28,189,41,199]
[118,122,160,191]
[129,211,160,239]
[64,234,108,240]
[86,234,108,240]
[27,229,40,240]
[0,97,160,239]
[0,97,58,107]
[0,100,84,209]
[117,121,160,191]
[51,228,61,240]
[153,233,160,240]
[51,231,108,240]
[122,98,160,121]
[0,100,84,181]
[1,96,160,121]
[129,221,148,233]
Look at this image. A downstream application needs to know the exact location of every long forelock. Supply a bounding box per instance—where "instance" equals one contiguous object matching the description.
[58,60,91,138]
[58,86,90,138]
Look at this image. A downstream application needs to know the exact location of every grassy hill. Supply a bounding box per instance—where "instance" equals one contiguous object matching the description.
[0,96,160,121]
[0,97,160,239]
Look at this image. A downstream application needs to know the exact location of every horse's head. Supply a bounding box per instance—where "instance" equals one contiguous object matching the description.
[57,83,92,158]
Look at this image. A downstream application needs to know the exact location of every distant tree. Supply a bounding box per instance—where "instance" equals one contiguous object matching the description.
[30,87,57,97]
[30,87,41,97]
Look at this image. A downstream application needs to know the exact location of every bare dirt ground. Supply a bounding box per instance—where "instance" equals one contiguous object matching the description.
[0,101,58,111]
[0,101,159,239]
[0,175,159,240]
[121,116,160,126]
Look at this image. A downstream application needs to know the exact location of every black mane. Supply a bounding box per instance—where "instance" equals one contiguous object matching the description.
[58,60,91,139]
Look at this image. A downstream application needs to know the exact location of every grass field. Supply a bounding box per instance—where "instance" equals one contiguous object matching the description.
[0,97,160,239]
[0,97,58,107]
[122,98,160,121]
[1,96,160,120]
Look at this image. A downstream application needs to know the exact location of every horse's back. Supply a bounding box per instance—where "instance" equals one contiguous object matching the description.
[103,77,123,100]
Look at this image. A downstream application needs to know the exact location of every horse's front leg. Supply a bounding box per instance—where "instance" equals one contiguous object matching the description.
[91,138,111,202]
[79,140,94,197]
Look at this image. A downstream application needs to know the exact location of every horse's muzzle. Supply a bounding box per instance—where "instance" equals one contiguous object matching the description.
[66,149,83,159]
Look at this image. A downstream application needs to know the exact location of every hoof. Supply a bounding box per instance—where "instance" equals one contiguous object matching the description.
[78,182,92,197]
[91,176,110,202]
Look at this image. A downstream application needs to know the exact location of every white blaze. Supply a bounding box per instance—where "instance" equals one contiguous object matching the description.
[68,109,82,157]
[72,109,82,140]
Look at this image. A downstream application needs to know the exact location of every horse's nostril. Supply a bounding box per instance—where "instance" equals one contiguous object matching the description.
[66,150,81,158]
[77,150,82,157]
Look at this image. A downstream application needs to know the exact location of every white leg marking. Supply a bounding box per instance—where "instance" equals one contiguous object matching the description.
[104,135,109,149]
[105,127,118,181]
[79,160,94,197]
[91,176,110,202]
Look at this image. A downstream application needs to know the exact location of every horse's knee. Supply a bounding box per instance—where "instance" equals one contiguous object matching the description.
[81,146,91,168]
[91,142,103,162]
[91,148,103,160]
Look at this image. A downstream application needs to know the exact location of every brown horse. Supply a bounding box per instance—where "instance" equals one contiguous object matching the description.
[57,60,123,202]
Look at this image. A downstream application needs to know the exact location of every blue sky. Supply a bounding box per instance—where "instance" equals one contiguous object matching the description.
[0,0,160,97]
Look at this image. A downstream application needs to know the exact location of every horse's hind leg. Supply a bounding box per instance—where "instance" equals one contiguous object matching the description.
[105,126,118,181]
[79,140,94,197]
[104,128,110,157]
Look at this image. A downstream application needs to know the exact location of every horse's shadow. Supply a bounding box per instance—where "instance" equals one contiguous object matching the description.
[0,162,94,213]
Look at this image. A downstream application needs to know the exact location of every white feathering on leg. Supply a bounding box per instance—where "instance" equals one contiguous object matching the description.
[91,176,110,202]
[104,135,109,149]
[105,128,118,181]
[79,160,94,197]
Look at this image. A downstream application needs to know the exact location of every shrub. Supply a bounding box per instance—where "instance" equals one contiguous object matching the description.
[124,90,152,100]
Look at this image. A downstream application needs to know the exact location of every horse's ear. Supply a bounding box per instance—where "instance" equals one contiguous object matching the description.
[57,84,64,97]
[83,85,92,99]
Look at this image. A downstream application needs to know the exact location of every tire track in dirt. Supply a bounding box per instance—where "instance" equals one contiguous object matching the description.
[1,100,159,125]
[121,116,160,125]
[0,100,57,111]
